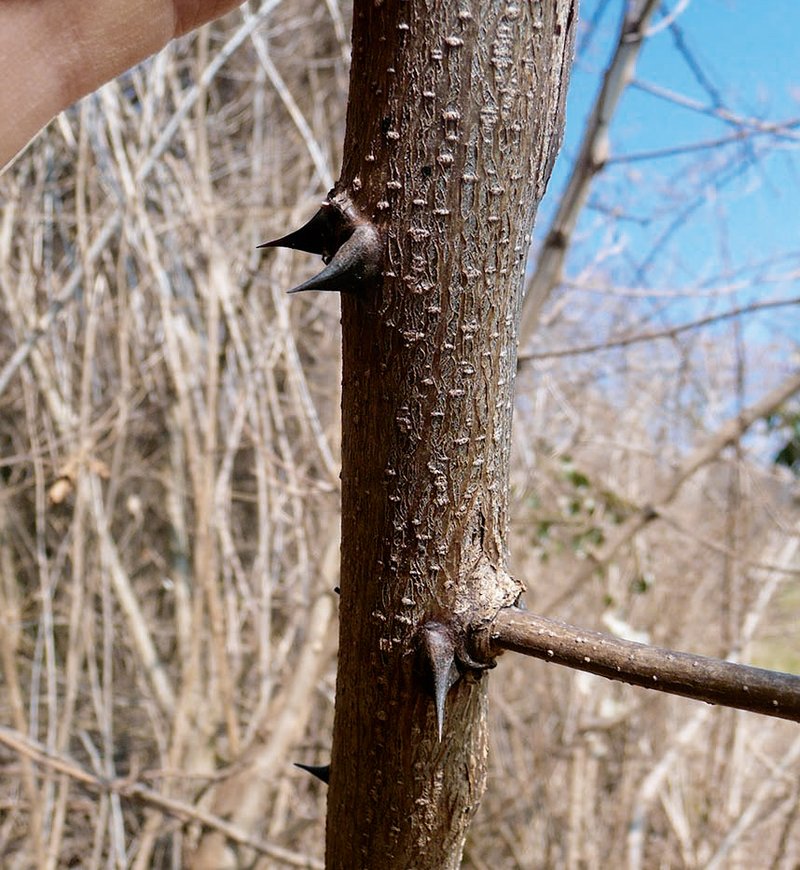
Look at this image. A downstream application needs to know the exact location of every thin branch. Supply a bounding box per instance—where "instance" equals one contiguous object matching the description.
[482,609,800,722]
[518,0,661,349]
[89,474,176,715]
[643,0,690,37]
[630,78,800,141]
[542,367,800,613]
[605,128,771,165]
[0,0,283,401]
[666,18,723,108]
[520,295,800,361]
[0,726,323,870]
[247,14,335,189]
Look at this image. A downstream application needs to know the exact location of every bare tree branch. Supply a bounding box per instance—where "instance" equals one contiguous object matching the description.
[518,0,660,349]
[481,609,800,722]
[631,78,800,141]
[605,130,795,164]
[521,295,800,361]
[0,726,324,869]
[543,367,800,613]
[0,0,283,401]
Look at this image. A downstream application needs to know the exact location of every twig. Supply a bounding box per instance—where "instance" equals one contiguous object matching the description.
[0,0,283,401]
[631,78,800,141]
[518,0,661,349]
[644,0,690,37]
[521,295,800,361]
[247,15,335,189]
[542,367,800,613]
[0,726,323,869]
[605,128,774,165]
[484,609,800,722]
[89,474,176,715]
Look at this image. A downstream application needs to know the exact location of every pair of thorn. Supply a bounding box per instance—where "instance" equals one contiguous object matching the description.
[259,192,381,295]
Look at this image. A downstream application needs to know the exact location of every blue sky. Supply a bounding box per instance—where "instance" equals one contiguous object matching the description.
[537,0,800,317]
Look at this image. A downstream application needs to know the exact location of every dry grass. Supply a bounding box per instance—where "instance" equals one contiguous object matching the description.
[1,3,798,868]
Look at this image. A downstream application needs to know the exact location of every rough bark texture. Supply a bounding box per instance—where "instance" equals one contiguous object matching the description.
[485,609,800,722]
[328,1,576,866]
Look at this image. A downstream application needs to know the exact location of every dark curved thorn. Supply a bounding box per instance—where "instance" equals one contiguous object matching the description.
[420,622,460,742]
[286,224,381,295]
[293,762,330,784]
[257,206,330,257]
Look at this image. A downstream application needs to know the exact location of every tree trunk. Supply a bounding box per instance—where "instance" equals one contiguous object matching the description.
[327,1,576,866]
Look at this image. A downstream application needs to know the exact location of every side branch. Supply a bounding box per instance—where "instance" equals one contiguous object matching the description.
[0,726,323,870]
[519,294,800,361]
[518,0,660,347]
[482,609,800,722]
[542,367,800,613]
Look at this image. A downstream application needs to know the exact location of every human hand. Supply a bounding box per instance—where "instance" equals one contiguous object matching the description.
[0,0,243,168]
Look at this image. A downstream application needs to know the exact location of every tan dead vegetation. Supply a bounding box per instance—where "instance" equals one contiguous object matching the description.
[0,3,798,868]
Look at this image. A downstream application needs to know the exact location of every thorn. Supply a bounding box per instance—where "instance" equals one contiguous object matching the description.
[257,207,331,257]
[286,224,381,294]
[293,762,330,784]
[259,193,381,295]
[420,622,460,742]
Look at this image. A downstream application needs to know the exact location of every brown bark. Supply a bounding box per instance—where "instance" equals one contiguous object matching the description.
[327,1,576,867]
[483,609,800,722]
